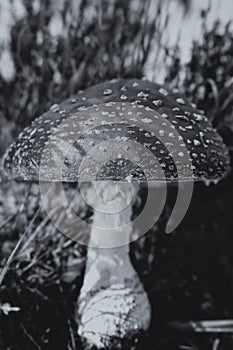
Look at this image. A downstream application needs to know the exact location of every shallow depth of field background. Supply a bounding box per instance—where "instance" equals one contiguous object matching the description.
[0,0,233,349]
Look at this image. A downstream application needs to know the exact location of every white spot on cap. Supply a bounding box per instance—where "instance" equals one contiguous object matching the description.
[103,89,113,96]
[50,104,59,113]
[69,98,77,104]
[152,100,163,107]
[137,91,149,98]
[120,95,128,100]
[142,118,153,124]
[159,130,164,136]
[193,113,203,121]
[120,86,127,92]
[194,139,201,146]
[176,98,185,105]
[159,87,168,96]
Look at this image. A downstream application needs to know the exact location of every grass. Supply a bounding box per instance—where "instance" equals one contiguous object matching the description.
[0,0,161,157]
[0,0,233,349]
[164,6,233,150]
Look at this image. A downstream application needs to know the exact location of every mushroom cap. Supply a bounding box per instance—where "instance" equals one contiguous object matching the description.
[2,79,230,183]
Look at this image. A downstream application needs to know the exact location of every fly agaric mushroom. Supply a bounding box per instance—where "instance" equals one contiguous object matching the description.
[2,79,230,349]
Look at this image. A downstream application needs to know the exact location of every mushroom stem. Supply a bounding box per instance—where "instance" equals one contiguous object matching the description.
[89,180,134,248]
[77,181,151,348]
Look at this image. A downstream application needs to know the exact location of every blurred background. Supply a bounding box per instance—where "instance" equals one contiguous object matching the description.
[0,0,233,349]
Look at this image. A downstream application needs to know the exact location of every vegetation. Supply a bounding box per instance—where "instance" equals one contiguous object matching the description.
[165,7,233,151]
[0,0,233,349]
[0,0,162,156]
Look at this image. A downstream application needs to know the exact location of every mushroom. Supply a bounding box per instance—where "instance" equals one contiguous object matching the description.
[2,79,230,349]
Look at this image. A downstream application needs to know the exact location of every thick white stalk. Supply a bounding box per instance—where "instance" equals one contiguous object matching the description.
[89,180,133,248]
[78,181,151,348]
